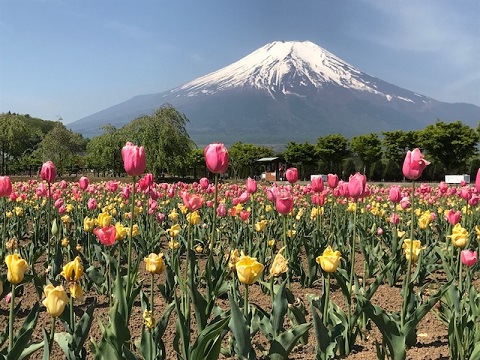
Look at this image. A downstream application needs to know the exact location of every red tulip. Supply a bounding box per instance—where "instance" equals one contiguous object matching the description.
[446,209,461,225]
[93,225,116,246]
[461,249,478,267]
[275,189,294,215]
[204,143,228,174]
[41,161,57,183]
[402,148,430,180]
[79,176,89,190]
[246,177,257,194]
[0,176,12,197]
[327,174,339,189]
[217,203,227,217]
[347,172,367,199]
[240,210,250,221]
[285,168,298,184]
[311,177,324,193]
[121,142,146,176]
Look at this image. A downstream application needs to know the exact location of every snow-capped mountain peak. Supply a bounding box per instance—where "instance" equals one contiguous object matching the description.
[171,40,398,99]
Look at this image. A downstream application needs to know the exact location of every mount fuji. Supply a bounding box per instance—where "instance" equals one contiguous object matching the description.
[68,40,480,146]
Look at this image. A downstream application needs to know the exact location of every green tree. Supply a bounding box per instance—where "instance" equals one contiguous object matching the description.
[382,130,419,164]
[315,134,350,175]
[228,142,274,179]
[85,125,126,176]
[283,141,317,180]
[123,105,194,176]
[34,122,87,175]
[350,133,382,175]
[419,120,479,174]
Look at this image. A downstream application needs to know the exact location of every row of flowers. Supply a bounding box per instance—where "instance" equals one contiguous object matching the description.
[1,144,480,359]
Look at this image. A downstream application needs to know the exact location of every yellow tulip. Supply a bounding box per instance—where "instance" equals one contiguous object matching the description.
[5,254,28,285]
[236,253,264,285]
[167,224,181,238]
[270,247,288,277]
[131,224,140,237]
[168,209,179,222]
[448,224,468,248]
[187,211,201,226]
[144,253,166,275]
[347,203,356,212]
[97,212,112,227]
[228,249,240,271]
[475,225,480,240]
[168,239,180,250]
[254,220,267,232]
[115,222,128,240]
[43,285,69,317]
[61,256,83,283]
[84,216,95,232]
[265,204,273,213]
[61,214,71,225]
[69,282,84,300]
[267,239,275,247]
[402,239,423,262]
[316,245,341,273]
[143,309,155,329]
[234,203,244,213]
[195,245,203,254]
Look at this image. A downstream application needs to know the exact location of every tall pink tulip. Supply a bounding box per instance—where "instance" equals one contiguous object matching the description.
[285,168,298,184]
[121,142,146,176]
[446,209,461,225]
[347,172,367,199]
[246,177,257,194]
[327,174,339,189]
[275,189,294,215]
[311,176,324,193]
[79,176,89,190]
[402,148,430,180]
[204,143,228,174]
[41,161,57,183]
[181,192,204,211]
[87,198,97,210]
[199,177,209,190]
[0,176,12,197]
[216,203,227,217]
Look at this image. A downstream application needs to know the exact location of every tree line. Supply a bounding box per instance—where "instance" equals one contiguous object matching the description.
[1,106,479,182]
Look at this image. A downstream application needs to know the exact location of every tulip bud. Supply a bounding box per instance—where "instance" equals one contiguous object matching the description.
[246,177,257,194]
[236,253,264,285]
[311,176,324,193]
[78,176,89,190]
[275,189,294,215]
[5,254,29,285]
[461,249,478,267]
[43,285,69,317]
[41,161,57,183]
[144,253,166,275]
[285,168,298,184]
[402,148,430,180]
[121,142,146,176]
[0,176,12,197]
[204,143,229,174]
[316,246,341,273]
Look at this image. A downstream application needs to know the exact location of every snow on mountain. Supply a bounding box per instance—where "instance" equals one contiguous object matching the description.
[170,40,423,104]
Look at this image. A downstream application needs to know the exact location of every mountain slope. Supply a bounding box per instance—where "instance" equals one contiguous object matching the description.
[68,40,480,145]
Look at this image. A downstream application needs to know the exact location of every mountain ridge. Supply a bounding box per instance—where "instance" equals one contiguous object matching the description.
[68,40,480,145]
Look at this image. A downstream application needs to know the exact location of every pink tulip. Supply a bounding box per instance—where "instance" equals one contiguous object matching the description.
[377,227,384,235]
[79,176,89,190]
[285,168,298,184]
[402,148,430,180]
[0,176,12,197]
[41,161,57,183]
[121,142,146,176]
[446,209,461,225]
[389,213,400,225]
[311,177,324,193]
[240,210,250,221]
[400,196,410,209]
[389,185,402,203]
[246,177,257,194]
[461,249,478,267]
[347,172,367,199]
[93,225,116,246]
[475,168,480,192]
[181,192,204,211]
[199,177,209,190]
[87,198,97,210]
[204,143,228,174]
[327,174,339,189]
[275,189,294,215]
[156,213,165,223]
[237,191,250,204]
[60,180,67,189]
[121,185,131,200]
[217,203,227,217]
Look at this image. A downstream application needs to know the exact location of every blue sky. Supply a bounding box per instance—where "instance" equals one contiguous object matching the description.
[1,0,479,124]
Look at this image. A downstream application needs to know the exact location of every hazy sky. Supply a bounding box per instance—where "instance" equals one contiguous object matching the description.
[1,0,479,123]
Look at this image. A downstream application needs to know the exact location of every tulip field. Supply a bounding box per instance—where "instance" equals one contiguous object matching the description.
[1,143,480,359]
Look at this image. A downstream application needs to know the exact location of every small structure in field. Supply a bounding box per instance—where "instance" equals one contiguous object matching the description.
[445,174,470,184]
[257,157,285,182]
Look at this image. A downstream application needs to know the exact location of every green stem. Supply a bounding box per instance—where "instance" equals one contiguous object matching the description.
[126,176,136,297]
[270,275,275,305]
[185,223,192,315]
[323,273,331,327]
[209,174,219,256]
[401,181,416,329]
[458,252,464,294]
[8,284,16,352]
[47,182,52,263]
[70,294,74,332]
[150,273,155,314]
[244,284,249,318]
[49,316,56,353]
[2,197,6,258]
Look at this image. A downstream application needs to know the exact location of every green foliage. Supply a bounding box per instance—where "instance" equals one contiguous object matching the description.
[228,142,274,179]
[282,141,317,180]
[316,134,350,175]
[85,125,126,176]
[350,133,382,175]
[382,130,419,164]
[419,120,479,173]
